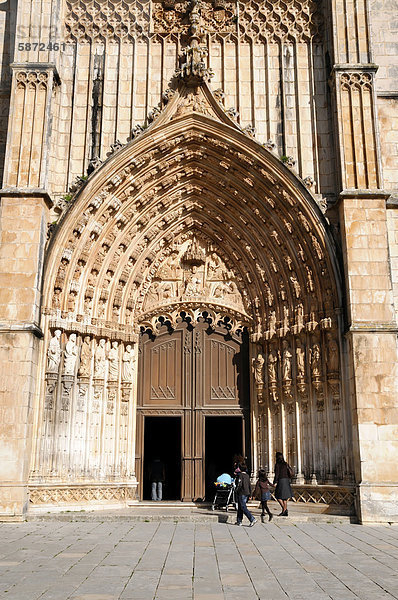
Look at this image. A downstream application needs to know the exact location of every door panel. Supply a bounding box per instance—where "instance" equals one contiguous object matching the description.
[142,331,183,407]
[137,323,249,500]
[204,335,242,407]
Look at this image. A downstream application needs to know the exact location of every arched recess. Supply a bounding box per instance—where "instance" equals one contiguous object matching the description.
[29,80,354,509]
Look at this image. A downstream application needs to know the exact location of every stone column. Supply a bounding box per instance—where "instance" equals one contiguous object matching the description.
[330,0,398,521]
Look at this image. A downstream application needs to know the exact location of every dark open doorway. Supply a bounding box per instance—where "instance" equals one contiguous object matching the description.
[143,416,181,501]
[205,416,244,500]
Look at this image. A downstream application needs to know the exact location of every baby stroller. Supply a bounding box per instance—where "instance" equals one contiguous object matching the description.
[211,473,237,512]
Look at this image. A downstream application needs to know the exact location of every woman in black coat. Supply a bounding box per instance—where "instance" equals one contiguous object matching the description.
[273,452,293,516]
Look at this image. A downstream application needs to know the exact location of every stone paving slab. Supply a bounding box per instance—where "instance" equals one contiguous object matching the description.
[1,520,398,600]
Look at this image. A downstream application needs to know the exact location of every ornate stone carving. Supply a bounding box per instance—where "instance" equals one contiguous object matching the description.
[64,333,78,375]
[47,330,62,373]
[122,345,135,382]
[15,70,49,90]
[238,0,322,43]
[78,336,92,378]
[65,0,150,42]
[94,338,107,379]
[108,341,119,382]
[142,238,246,315]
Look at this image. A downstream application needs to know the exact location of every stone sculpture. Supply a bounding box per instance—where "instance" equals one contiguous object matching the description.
[64,333,78,375]
[47,330,62,373]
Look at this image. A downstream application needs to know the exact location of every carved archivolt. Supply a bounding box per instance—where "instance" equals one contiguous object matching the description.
[44,81,339,345]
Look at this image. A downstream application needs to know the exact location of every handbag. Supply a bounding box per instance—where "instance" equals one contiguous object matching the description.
[286,463,295,479]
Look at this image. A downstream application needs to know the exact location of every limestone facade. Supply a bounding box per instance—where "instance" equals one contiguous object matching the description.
[0,0,397,523]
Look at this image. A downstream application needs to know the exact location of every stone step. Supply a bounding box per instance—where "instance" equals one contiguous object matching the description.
[27,502,357,524]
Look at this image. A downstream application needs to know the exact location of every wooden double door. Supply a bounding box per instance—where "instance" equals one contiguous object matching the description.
[136,322,249,501]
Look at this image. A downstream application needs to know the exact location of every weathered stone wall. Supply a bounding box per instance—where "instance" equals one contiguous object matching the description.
[369,0,398,92]
[0,196,48,519]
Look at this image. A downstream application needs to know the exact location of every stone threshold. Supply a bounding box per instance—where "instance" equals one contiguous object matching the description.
[27,502,357,524]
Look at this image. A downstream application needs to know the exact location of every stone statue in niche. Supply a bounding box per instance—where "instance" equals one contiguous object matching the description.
[84,295,92,314]
[78,336,91,377]
[311,342,322,379]
[47,330,62,373]
[67,292,77,313]
[52,287,62,309]
[327,335,339,374]
[290,272,301,298]
[268,348,278,384]
[296,339,305,380]
[282,340,292,381]
[122,344,135,382]
[98,297,106,319]
[252,353,265,385]
[94,338,106,379]
[55,257,69,287]
[103,269,113,290]
[295,303,304,331]
[268,310,276,336]
[264,283,274,307]
[88,268,98,288]
[108,341,119,381]
[64,333,78,375]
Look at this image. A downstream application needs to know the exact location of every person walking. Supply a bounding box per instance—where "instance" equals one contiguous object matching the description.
[254,469,274,522]
[273,452,293,516]
[149,457,165,501]
[235,463,257,527]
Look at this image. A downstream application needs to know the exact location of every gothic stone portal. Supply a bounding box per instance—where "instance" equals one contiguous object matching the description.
[29,81,355,512]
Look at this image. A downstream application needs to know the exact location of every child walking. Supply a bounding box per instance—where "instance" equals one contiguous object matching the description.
[254,469,274,522]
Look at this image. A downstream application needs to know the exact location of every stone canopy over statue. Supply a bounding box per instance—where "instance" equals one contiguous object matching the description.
[143,238,245,313]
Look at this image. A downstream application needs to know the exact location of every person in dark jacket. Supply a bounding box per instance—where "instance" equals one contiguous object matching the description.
[254,469,274,522]
[273,452,293,516]
[235,463,257,526]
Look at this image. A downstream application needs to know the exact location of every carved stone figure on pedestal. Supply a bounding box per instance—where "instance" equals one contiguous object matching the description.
[268,348,278,384]
[47,330,62,373]
[94,338,106,378]
[282,340,292,381]
[311,342,322,379]
[64,333,78,375]
[122,345,135,382]
[108,341,119,381]
[327,335,339,374]
[296,339,305,379]
[252,353,264,385]
[78,336,91,378]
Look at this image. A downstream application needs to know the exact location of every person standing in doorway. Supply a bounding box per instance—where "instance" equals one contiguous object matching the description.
[235,464,257,527]
[149,457,165,501]
[273,452,293,516]
[254,469,274,522]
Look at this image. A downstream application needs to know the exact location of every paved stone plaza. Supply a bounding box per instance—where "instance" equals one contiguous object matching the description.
[1,518,398,600]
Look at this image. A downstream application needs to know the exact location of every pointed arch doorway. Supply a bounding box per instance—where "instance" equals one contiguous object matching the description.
[135,319,250,501]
